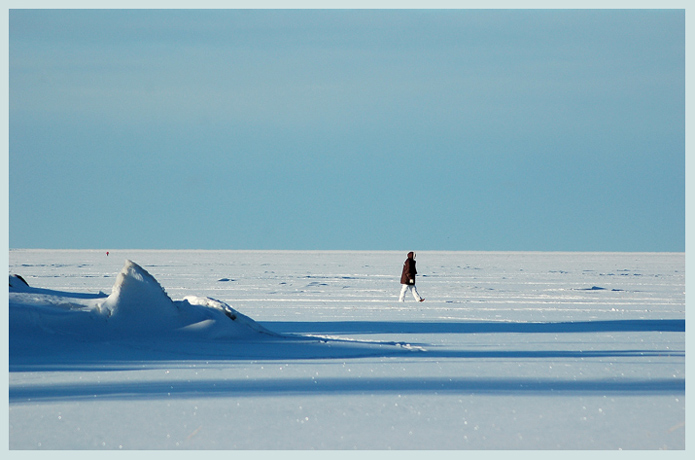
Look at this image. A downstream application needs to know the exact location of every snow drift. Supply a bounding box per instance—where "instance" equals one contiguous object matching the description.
[100,260,272,338]
[9,259,273,344]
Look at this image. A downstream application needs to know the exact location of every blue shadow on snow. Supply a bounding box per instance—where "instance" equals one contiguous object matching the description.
[260,319,685,335]
[9,376,685,404]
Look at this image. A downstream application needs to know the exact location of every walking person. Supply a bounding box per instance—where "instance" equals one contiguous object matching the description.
[399,251,424,302]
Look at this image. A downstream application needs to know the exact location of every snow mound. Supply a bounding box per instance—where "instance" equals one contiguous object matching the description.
[100,259,181,331]
[10,259,272,343]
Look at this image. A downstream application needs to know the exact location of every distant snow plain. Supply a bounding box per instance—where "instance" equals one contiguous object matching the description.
[7,250,685,450]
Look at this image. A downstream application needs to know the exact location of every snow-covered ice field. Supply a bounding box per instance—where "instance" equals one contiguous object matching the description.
[7,250,685,450]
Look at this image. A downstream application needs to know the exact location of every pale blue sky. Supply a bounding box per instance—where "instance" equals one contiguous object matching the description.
[8,9,685,251]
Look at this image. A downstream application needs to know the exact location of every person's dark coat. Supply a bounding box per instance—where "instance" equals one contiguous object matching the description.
[400,252,417,285]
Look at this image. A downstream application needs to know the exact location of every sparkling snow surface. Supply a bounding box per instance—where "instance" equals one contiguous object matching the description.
[8,250,685,450]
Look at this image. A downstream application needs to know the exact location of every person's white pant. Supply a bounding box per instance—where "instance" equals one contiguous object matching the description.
[399,284,422,302]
